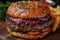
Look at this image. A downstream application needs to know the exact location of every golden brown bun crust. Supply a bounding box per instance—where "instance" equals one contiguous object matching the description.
[7,1,50,18]
[7,27,50,39]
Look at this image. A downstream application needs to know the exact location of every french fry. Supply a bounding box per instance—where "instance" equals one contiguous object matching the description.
[49,6,60,17]
[49,6,60,32]
[52,17,60,32]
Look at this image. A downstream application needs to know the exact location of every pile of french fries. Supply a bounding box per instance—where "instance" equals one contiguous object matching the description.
[49,6,60,32]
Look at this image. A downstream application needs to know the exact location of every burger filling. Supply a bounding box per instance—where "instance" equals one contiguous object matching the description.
[6,14,52,35]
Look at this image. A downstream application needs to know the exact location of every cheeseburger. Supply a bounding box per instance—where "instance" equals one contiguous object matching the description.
[6,1,52,39]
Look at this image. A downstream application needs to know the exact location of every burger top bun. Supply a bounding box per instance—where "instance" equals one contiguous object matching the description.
[7,1,50,18]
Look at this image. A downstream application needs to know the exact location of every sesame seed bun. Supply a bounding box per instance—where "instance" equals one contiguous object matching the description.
[7,1,50,18]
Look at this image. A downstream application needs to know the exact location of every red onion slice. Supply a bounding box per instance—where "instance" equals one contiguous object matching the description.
[9,17,28,24]
[39,17,49,21]
[9,17,20,24]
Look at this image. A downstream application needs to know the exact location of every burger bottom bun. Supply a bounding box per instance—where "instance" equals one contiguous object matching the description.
[7,27,50,39]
